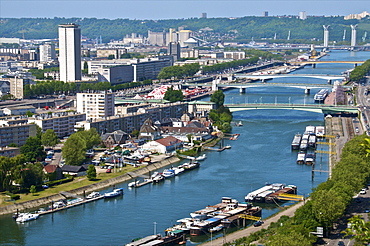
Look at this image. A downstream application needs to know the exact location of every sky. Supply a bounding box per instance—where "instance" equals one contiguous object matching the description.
[0,0,369,20]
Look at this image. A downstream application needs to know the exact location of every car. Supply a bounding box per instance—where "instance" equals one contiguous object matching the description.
[337,241,345,246]
[106,169,112,173]
[365,208,370,213]
[355,127,359,133]
[253,220,264,227]
[360,189,366,195]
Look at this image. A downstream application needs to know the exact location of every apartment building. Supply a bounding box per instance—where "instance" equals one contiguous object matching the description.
[75,102,188,134]
[28,111,86,138]
[0,118,37,147]
[76,91,115,120]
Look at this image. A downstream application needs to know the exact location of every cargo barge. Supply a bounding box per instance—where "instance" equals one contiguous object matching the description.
[314,89,329,102]
[264,185,297,203]
[245,183,297,203]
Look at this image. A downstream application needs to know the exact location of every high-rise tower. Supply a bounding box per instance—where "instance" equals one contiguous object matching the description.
[58,24,81,82]
[323,25,330,48]
[351,24,358,47]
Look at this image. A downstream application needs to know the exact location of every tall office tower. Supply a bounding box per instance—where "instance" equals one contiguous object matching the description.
[39,42,56,62]
[58,24,81,82]
[299,11,307,20]
[351,24,358,47]
[262,11,268,17]
[201,13,207,18]
[323,25,330,47]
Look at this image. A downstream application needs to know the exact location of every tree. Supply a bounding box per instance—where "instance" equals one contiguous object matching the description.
[20,136,46,162]
[87,164,97,181]
[26,110,34,117]
[210,90,225,109]
[344,215,370,245]
[360,137,370,157]
[131,130,140,138]
[30,185,36,195]
[79,128,101,150]
[62,134,86,166]
[13,162,44,189]
[41,129,58,147]
[163,87,184,102]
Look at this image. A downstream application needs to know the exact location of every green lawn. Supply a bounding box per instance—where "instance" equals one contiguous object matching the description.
[0,165,140,207]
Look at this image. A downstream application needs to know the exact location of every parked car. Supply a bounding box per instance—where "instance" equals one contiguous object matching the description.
[337,241,345,246]
[365,208,370,213]
[355,127,359,133]
[360,189,366,195]
[106,169,112,173]
[254,220,264,227]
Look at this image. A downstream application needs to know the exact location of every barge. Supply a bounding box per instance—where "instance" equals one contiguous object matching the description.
[315,126,325,138]
[245,183,285,202]
[291,133,302,150]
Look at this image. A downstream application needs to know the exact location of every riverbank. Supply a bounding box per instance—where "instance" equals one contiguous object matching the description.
[0,155,181,216]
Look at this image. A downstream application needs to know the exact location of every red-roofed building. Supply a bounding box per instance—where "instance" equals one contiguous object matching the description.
[43,164,63,180]
[142,136,183,154]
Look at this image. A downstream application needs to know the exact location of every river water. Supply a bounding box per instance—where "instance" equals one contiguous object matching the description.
[0,50,368,246]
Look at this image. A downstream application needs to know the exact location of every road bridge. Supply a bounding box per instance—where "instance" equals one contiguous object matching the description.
[225,103,359,115]
[288,61,365,64]
[234,73,346,82]
[183,81,352,94]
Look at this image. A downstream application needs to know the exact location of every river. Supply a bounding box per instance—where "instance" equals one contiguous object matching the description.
[0,50,368,246]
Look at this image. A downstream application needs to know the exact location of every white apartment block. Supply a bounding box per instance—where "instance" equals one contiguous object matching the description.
[39,42,56,62]
[76,91,115,120]
[28,111,86,138]
[58,24,81,82]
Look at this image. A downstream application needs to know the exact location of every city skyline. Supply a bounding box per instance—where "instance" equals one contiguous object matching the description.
[0,0,368,20]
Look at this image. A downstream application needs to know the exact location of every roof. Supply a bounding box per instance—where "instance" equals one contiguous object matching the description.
[61,165,87,173]
[4,105,36,110]
[161,126,209,134]
[101,130,128,142]
[140,118,158,133]
[44,164,60,173]
[186,121,205,128]
[155,136,182,147]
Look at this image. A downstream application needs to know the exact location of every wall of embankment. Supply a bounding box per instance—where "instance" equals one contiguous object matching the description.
[0,156,180,216]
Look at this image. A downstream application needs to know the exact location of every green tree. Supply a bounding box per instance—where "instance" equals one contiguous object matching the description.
[41,129,58,147]
[79,128,101,150]
[13,162,44,189]
[87,164,97,181]
[62,134,86,166]
[344,215,370,245]
[163,87,184,102]
[30,185,36,195]
[20,136,46,162]
[26,110,34,117]
[360,137,370,157]
[131,130,140,138]
[210,90,225,109]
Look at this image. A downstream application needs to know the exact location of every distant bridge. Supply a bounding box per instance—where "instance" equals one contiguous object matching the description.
[226,103,359,115]
[234,74,346,81]
[183,81,352,94]
[288,61,365,64]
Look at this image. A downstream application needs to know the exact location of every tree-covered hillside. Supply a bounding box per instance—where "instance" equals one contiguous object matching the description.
[0,16,369,43]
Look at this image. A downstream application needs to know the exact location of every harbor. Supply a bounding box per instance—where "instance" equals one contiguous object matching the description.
[0,50,366,246]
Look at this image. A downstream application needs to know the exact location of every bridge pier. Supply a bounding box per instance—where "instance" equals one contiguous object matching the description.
[312,64,316,68]
[354,63,357,67]
[327,79,332,84]
[240,88,246,94]
[305,88,311,95]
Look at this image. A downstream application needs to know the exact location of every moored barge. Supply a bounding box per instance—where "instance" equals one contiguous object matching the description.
[291,133,302,150]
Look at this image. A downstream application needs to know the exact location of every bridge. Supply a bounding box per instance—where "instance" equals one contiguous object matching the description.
[288,61,365,64]
[183,81,352,94]
[234,73,346,82]
[225,103,359,115]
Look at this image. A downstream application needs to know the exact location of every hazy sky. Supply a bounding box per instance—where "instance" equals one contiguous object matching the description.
[1,0,369,20]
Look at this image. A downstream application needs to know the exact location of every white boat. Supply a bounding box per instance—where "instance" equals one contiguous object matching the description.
[104,188,124,198]
[86,191,101,199]
[16,213,39,223]
[224,145,231,149]
[296,152,306,164]
[195,154,207,161]
[172,166,185,175]
[162,169,175,178]
[236,121,243,126]
[151,172,164,183]
[315,126,325,138]
[128,180,140,188]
